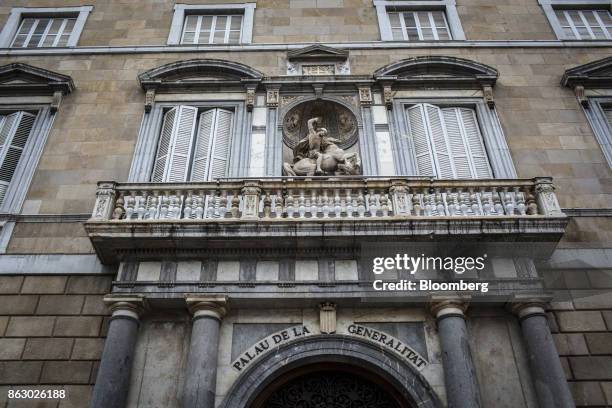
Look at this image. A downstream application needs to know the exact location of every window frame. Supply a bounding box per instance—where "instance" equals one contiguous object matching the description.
[390,98,516,178]
[583,97,612,168]
[168,3,256,45]
[0,6,92,48]
[538,0,612,40]
[130,101,249,182]
[374,0,466,41]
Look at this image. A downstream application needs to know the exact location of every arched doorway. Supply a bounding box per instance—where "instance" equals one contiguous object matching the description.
[251,363,410,408]
[219,335,442,408]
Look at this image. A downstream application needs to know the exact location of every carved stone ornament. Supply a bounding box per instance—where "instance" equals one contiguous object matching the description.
[266,88,279,107]
[574,85,588,108]
[319,302,337,334]
[50,90,63,113]
[282,100,358,150]
[144,89,156,113]
[483,85,495,109]
[383,84,394,110]
[245,86,256,112]
[283,116,361,177]
[358,87,372,106]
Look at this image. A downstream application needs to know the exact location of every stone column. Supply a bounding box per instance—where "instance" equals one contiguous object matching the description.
[511,301,575,408]
[90,295,145,408]
[183,296,227,408]
[430,299,481,408]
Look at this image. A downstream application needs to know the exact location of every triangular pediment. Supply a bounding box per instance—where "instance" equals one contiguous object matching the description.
[0,63,74,94]
[287,45,349,62]
[562,57,612,88]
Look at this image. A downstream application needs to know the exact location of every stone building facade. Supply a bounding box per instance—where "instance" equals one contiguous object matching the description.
[0,0,611,407]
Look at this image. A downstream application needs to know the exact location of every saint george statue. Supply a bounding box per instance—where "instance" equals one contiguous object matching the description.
[283,117,361,176]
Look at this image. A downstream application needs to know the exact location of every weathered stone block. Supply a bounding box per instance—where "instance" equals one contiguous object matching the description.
[72,338,105,360]
[40,361,92,384]
[58,385,92,408]
[570,357,612,380]
[553,333,588,356]
[603,311,612,330]
[556,311,606,332]
[602,382,612,405]
[0,276,23,294]
[66,276,111,294]
[569,381,606,406]
[295,260,318,281]
[0,338,25,360]
[21,276,67,294]
[571,290,612,309]
[36,295,84,315]
[5,317,55,337]
[53,316,102,337]
[0,317,7,336]
[22,338,73,360]
[587,270,612,288]
[0,361,42,384]
[585,333,612,355]
[0,295,38,315]
[81,295,109,315]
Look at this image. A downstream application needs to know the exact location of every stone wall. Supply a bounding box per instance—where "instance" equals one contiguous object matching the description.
[0,0,560,45]
[0,275,113,408]
[545,268,612,407]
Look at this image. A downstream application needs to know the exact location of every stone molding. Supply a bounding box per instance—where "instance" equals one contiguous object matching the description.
[185,295,227,320]
[0,62,75,96]
[104,295,146,320]
[429,296,470,319]
[507,295,552,320]
[562,56,612,93]
[219,334,442,408]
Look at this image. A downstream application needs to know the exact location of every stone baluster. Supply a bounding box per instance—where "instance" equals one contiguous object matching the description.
[469,188,480,216]
[136,191,147,220]
[492,187,503,214]
[112,193,126,220]
[125,191,136,219]
[357,190,366,217]
[229,190,239,218]
[298,189,306,218]
[275,189,283,218]
[412,190,422,216]
[524,187,538,215]
[514,186,526,215]
[263,191,272,218]
[183,296,227,408]
[380,192,390,217]
[91,295,146,408]
[345,189,353,217]
[184,190,194,219]
[509,299,574,408]
[333,189,342,217]
[481,188,491,215]
[368,189,377,217]
[430,298,482,408]
[194,191,205,219]
[91,182,117,220]
[503,187,514,215]
[534,177,563,216]
[435,188,445,216]
[322,189,330,218]
[286,189,295,218]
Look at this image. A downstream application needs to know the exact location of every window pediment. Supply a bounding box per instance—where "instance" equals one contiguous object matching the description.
[562,56,612,89]
[287,45,349,62]
[374,56,498,88]
[138,59,264,91]
[0,63,74,96]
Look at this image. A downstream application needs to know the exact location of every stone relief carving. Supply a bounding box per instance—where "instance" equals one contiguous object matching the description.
[283,117,361,176]
[282,100,358,150]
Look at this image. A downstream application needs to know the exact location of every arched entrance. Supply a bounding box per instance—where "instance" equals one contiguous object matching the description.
[219,335,442,408]
[252,363,409,408]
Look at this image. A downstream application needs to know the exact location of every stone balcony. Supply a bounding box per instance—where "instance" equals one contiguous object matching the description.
[85,176,568,264]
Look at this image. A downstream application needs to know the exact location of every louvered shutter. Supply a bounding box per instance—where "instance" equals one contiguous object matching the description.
[151,107,176,182]
[604,107,612,127]
[458,107,492,178]
[190,109,215,181]
[406,104,436,177]
[0,112,36,205]
[424,104,455,178]
[209,109,233,179]
[442,108,472,179]
[151,106,198,182]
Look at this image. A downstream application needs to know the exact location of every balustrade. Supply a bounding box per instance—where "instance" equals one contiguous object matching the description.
[90,177,564,222]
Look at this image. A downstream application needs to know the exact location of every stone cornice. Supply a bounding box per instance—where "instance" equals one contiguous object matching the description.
[0,62,75,96]
[561,55,612,88]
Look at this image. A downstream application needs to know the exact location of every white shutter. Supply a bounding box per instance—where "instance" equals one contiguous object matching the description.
[209,109,233,179]
[190,108,233,181]
[151,106,198,182]
[442,108,472,179]
[406,104,435,176]
[152,107,176,182]
[458,108,492,178]
[191,109,215,181]
[424,104,455,178]
[0,112,36,205]
[604,107,612,127]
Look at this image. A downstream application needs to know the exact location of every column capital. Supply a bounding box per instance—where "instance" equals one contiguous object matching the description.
[185,295,227,321]
[429,296,470,319]
[507,295,551,320]
[103,294,146,320]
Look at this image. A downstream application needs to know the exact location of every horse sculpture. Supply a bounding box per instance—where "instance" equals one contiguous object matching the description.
[283,117,362,176]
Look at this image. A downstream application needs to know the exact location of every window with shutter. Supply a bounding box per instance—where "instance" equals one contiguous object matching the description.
[152,106,234,183]
[405,103,492,179]
[0,111,36,205]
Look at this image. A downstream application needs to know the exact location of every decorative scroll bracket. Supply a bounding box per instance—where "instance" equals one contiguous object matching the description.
[245,84,257,112]
[50,90,63,113]
[482,85,495,109]
[144,89,156,113]
[574,85,588,108]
